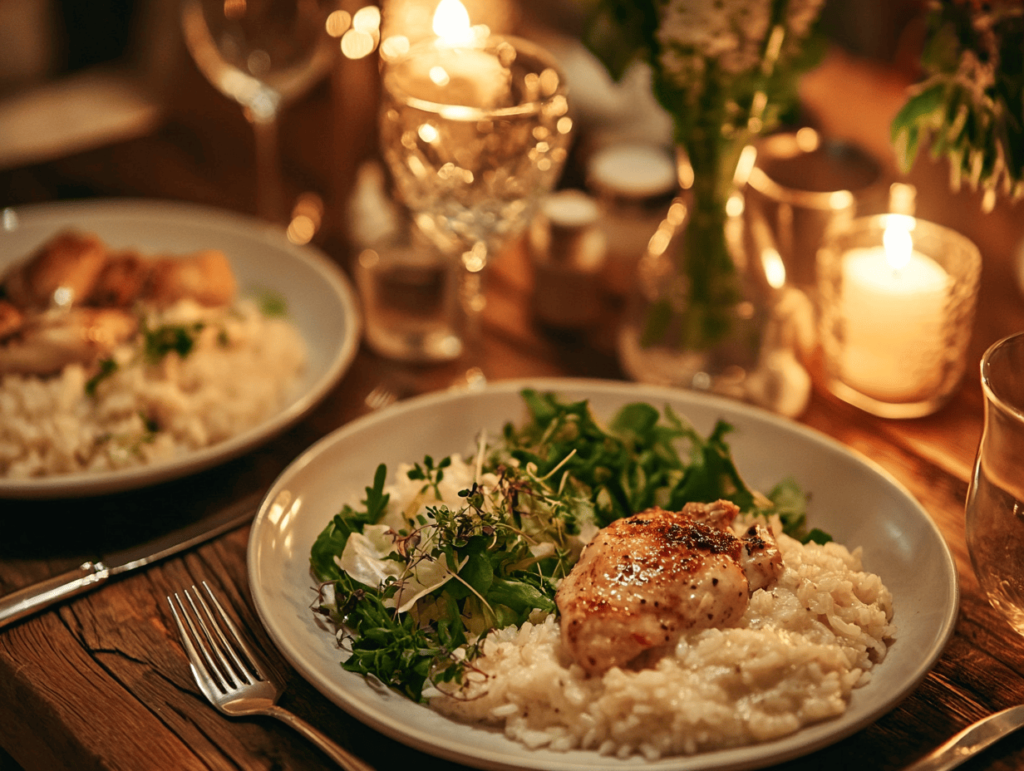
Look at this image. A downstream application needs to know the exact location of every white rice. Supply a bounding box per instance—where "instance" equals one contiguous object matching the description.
[426,520,895,759]
[0,298,306,477]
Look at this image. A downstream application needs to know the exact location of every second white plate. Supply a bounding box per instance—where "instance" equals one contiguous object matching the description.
[0,199,361,498]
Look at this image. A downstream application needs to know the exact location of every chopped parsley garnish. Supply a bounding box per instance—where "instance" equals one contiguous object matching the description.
[310,390,817,702]
[142,320,205,364]
[84,358,118,396]
[256,289,288,317]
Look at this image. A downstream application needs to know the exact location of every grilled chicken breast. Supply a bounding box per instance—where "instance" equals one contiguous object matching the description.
[556,501,783,675]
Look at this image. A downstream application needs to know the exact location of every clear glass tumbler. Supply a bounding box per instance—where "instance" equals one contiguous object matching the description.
[966,332,1024,635]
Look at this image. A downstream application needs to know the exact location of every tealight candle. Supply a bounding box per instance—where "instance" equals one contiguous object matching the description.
[838,219,948,401]
[817,213,981,418]
[388,0,511,109]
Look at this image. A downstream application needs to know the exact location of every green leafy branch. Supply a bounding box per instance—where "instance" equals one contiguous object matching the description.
[891,0,1023,209]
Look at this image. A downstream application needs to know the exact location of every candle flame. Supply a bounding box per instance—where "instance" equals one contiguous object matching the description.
[433,0,474,46]
[762,247,787,289]
[883,219,914,272]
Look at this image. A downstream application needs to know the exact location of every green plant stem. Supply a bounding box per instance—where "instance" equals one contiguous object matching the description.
[666,113,747,351]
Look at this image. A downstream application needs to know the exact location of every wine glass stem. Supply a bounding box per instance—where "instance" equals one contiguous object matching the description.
[247,109,286,223]
[457,248,490,365]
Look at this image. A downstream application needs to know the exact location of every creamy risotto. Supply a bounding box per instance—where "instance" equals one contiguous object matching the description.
[0,297,306,477]
[427,522,894,758]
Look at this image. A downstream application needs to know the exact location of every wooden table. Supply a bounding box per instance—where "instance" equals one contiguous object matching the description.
[2,32,1024,771]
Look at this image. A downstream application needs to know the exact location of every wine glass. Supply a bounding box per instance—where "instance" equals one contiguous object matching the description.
[966,331,1024,635]
[181,0,339,223]
[378,32,573,358]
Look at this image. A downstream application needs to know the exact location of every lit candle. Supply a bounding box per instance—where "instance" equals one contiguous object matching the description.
[838,217,950,401]
[389,0,511,109]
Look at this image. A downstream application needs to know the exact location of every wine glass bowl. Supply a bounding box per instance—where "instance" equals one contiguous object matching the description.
[378,33,572,331]
[181,0,339,221]
[966,331,1024,635]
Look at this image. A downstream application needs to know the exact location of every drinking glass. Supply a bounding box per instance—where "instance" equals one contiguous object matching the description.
[378,33,572,355]
[181,0,339,222]
[966,332,1024,634]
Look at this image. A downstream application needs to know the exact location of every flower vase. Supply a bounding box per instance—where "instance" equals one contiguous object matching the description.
[617,177,813,415]
[617,186,764,393]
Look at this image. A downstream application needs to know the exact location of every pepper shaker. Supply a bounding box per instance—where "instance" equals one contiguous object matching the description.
[528,190,607,330]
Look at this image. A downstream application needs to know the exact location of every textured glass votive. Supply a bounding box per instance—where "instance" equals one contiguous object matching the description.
[817,213,981,418]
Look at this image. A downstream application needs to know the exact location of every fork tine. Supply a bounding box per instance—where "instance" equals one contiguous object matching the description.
[197,581,270,683]
[184,586,247,689]
[168,591,226,696]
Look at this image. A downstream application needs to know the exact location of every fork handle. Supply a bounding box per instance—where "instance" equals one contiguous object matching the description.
[906,704,1024,771]
[267,705,377,771]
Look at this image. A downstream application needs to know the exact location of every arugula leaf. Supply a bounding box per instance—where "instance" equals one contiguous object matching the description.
[362,463,390,522]
[803,528,833,545]
[764,477,811,540]
[668,420,755,512]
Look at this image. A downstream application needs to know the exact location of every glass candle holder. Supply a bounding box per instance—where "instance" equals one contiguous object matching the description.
[817,213,981,418]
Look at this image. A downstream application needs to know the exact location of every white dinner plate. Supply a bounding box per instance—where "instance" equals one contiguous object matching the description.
[247,378,959,771]
[0,199,361,498]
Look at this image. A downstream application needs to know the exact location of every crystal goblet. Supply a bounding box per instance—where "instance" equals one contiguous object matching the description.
[378,33,572,360]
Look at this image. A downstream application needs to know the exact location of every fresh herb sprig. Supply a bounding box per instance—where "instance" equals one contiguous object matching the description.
[310,390,817,702]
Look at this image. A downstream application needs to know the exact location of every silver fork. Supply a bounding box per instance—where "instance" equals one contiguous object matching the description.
[168,582,375,771]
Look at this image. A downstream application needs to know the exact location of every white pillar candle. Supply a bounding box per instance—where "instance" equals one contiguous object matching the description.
[839,222,950,401]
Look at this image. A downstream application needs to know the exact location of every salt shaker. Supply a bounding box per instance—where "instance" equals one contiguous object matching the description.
[528,190,607,330]
[586,142,677,296]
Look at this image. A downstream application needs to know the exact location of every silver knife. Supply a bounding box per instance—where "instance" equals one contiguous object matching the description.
[0,492,263,630]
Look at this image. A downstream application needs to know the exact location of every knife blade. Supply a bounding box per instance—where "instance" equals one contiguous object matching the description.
[0,492,263,630]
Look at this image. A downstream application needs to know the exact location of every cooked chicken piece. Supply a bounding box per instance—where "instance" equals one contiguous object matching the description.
[143,250,236,308]
[0,301,23,340]
[88,250,152,307]
[0,308,137,375]
[555,502,783,676]
[2,231,108,308]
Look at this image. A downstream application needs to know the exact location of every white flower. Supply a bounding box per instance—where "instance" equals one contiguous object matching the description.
[657,0,771,81]
[655,0,825,90]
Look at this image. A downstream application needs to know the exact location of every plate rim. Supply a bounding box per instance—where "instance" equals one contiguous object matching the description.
[247,376,960,771]
[0,197,362,499]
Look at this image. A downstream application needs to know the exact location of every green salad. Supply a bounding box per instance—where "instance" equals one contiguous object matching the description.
[310,390,824,701]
